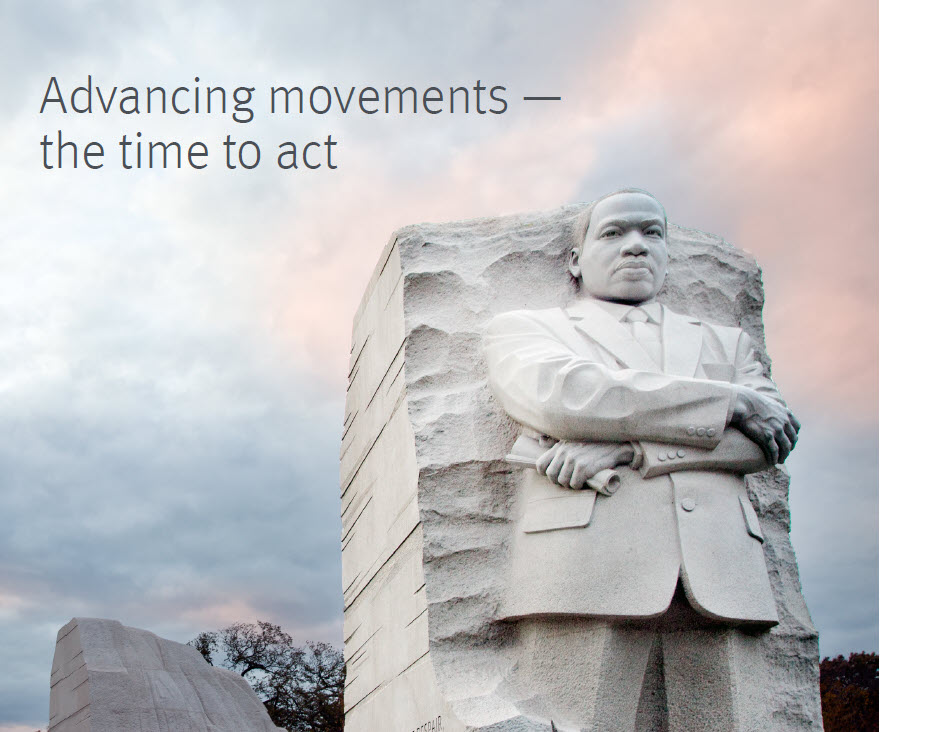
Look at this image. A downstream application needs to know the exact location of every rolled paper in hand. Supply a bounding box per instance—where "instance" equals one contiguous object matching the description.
[505,435,621,496]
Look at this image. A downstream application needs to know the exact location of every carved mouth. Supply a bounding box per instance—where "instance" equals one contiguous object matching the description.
[614,260,651,272]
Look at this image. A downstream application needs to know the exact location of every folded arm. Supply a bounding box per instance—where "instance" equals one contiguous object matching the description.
[485,309,800,482]
[531,429,769,490]
[727,331,800,464]
[633,428,771,478]
[484,310,736,449]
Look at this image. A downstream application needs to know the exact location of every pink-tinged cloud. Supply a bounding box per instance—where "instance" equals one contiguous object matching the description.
[573,0,878,414]
[178,598,268,629]
[265,0,876,418]
[0,593,28,615]
[262,158,591,389]
[178,598,342,647]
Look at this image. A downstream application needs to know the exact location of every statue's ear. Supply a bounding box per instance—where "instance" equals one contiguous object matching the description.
[568,248,581,279]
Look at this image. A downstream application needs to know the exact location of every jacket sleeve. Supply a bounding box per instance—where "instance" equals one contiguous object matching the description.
[634,429,772,478]
[483,309,736,448]
[732,331,788,406]
[630,329,788,476]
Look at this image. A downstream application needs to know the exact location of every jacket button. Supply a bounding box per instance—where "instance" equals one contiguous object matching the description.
[658,452,667,461]
[677,450,686,458]
[687,426,696,435]
[668,450,677,459]
[696,427,706,436]
[681,498,696,512]
[706,427,716,437]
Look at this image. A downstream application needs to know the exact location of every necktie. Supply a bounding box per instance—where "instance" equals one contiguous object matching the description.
[623,307,662,368]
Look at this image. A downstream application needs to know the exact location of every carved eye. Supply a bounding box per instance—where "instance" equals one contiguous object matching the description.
[645,227,663,238]
[600,228,620,239]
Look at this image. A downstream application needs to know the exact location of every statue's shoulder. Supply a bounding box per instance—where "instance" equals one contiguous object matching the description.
[486,306,571,331]
[672,306,749,357]
[663,304,741,333]
[710,321,748,342]
[699,315,746,340]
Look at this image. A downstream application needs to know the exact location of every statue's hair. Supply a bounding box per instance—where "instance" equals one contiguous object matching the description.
[573,187,667,250]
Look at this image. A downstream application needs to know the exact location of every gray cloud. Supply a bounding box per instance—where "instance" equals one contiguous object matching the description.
[0,321,344,721]
[786,414,879,658]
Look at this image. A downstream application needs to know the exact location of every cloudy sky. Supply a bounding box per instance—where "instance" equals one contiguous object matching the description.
[0,0,877,728]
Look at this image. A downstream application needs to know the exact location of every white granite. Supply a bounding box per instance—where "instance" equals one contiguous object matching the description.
[48,618,282,732]
[341,194,823,730]
[341,246,463,732]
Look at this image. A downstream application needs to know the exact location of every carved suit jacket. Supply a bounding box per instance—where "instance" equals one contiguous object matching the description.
[483,298,785,625]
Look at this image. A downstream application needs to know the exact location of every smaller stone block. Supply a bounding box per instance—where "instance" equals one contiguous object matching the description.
[49,618,283,732]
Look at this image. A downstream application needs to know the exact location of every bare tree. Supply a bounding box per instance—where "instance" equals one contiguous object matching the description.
[190,621,344,732]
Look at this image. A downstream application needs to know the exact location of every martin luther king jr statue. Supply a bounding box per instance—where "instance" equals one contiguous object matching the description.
[483,188,801,731]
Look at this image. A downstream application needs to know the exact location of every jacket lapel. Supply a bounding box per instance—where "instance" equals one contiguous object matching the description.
[567,300,661,373]
[662,307,703,377]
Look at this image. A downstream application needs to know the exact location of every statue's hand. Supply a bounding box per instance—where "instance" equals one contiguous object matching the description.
[731,386,800,464]
[535,440,635,490]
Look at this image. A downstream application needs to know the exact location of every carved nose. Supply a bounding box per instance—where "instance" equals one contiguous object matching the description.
[619,233,649,256]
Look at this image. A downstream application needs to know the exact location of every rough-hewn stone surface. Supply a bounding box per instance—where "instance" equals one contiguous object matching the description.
[342,203,822,730]
[48,618,282,732]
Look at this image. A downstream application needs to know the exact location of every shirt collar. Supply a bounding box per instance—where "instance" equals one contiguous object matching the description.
[590,299,663,325]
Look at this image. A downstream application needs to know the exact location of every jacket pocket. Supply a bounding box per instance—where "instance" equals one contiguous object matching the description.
[522,491,597,533]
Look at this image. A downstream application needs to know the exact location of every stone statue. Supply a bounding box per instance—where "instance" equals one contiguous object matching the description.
[482,188,800,731]
[341,191,821,732]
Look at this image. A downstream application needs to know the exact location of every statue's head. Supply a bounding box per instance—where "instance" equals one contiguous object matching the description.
[570,188,668,305]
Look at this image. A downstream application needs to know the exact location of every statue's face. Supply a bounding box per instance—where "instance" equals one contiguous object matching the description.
[570,192,668,304]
